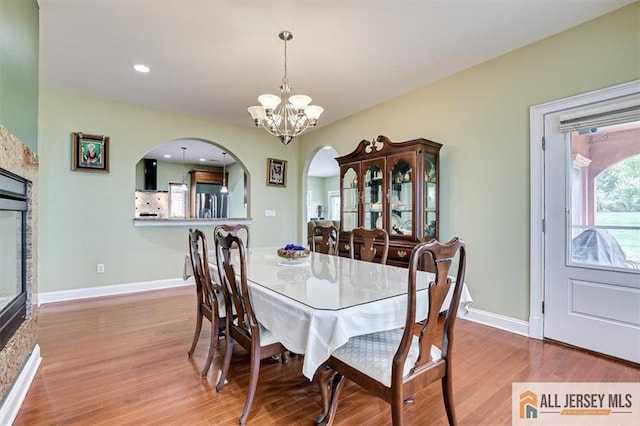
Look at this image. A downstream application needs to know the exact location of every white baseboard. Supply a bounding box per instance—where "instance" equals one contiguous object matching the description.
[463,307,531,337]
[0,345,41,425]
[38,277,194,305]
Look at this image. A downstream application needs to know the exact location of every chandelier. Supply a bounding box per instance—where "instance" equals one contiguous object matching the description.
[247,31,324,145]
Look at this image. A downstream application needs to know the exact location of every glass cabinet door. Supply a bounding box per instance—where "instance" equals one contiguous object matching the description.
[390,157,413,237]
[424,152,437,239]
[363,162,384,229]
[341,167,359,231]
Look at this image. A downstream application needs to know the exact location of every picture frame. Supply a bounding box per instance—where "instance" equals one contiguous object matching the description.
[266,157,287,187]
[71,132,109,172]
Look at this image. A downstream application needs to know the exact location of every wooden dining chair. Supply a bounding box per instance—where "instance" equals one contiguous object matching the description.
[334,230,352,258]
[214,230,288,425]
[187,228,228,377]
[213,223,250,248]
[310,223,338,254]
[315,237,467,426]
[349,226,390,264]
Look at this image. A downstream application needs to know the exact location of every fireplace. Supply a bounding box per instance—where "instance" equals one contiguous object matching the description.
[0,124,38,407]
[0,169,27,350]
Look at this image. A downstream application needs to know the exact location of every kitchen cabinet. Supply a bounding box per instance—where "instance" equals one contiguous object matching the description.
[336,135,441,267]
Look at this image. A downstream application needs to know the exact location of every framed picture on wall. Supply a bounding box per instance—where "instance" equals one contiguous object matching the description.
[266,158,287,187]
[71,132,109,172]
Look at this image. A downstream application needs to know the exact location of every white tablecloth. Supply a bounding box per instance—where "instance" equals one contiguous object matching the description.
[184,249,472,379]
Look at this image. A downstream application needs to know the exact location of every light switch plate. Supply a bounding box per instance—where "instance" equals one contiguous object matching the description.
[264,209,276,217]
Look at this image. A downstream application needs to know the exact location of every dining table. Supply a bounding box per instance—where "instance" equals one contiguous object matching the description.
[183,247,473,380]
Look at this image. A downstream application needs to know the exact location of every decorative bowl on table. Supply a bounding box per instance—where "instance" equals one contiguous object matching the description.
[277,244,310,265]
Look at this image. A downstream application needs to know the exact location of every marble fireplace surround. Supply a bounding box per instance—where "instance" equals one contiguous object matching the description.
[0,124,39,418]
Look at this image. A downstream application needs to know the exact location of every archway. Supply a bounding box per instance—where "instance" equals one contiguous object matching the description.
[305,146,340,243]
[135,138,250,219]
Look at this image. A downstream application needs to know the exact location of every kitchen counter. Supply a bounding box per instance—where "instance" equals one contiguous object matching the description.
[133,217,253,227]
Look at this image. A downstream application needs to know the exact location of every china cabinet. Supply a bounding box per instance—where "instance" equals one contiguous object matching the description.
[336,135,441,268]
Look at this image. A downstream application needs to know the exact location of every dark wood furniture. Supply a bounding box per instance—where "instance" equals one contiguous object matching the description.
[349,226,389,264]
[187,228,227,377]
[315,237,467,426]
[214,231,288,425]
[310,223,338,254]
[214,223,250,248]
[307,219,340,247]
[336,135,441,268]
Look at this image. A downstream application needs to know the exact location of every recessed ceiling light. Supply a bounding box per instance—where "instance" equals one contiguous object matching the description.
[133,64,150,73]
[199,158,206,162]
[163,154,171,158]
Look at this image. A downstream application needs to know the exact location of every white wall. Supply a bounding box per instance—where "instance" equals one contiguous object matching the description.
[297,3,640,321]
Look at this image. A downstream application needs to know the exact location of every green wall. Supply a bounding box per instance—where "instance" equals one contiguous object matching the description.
[37,4,639,323]
[298,3,640,321]
[38,90,300,292]
[307,176,340,220]
[0,0,39,152]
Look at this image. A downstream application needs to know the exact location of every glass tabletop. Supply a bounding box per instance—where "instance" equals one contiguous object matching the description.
[243,247,434,311]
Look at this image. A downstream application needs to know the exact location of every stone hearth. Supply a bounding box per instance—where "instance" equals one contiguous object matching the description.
[0,124,38,404]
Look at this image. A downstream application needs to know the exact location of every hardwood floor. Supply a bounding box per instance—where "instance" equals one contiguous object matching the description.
[14,286,639,425]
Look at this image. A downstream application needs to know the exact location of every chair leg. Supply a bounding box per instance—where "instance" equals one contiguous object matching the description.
[315,365,335,420]
[188,310,203,357]
[442,374,457,426]
[201,316,219,377]
[238,348,261,425]
[391,397,405,426]
[315,369,345,426]
[216,333,234,392]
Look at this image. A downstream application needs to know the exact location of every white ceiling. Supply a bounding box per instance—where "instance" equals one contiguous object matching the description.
[37,0,633,168]
[308,147,340,177]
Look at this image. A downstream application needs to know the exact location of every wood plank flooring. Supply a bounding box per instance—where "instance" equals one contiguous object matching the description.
[14,286,639,425]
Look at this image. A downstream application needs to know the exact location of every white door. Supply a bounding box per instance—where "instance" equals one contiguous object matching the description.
[543,96,640,363]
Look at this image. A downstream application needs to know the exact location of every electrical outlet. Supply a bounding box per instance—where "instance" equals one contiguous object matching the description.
[97,263,105,274]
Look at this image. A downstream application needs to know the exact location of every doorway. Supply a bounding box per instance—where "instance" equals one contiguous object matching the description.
[530,81,640,363]
[307,146,340,222]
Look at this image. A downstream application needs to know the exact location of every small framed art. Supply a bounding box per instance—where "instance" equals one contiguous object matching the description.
[71,132,109,172]
[266,158,287,187]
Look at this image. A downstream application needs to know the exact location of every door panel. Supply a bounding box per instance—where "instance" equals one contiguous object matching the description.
[543,109,640,364]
